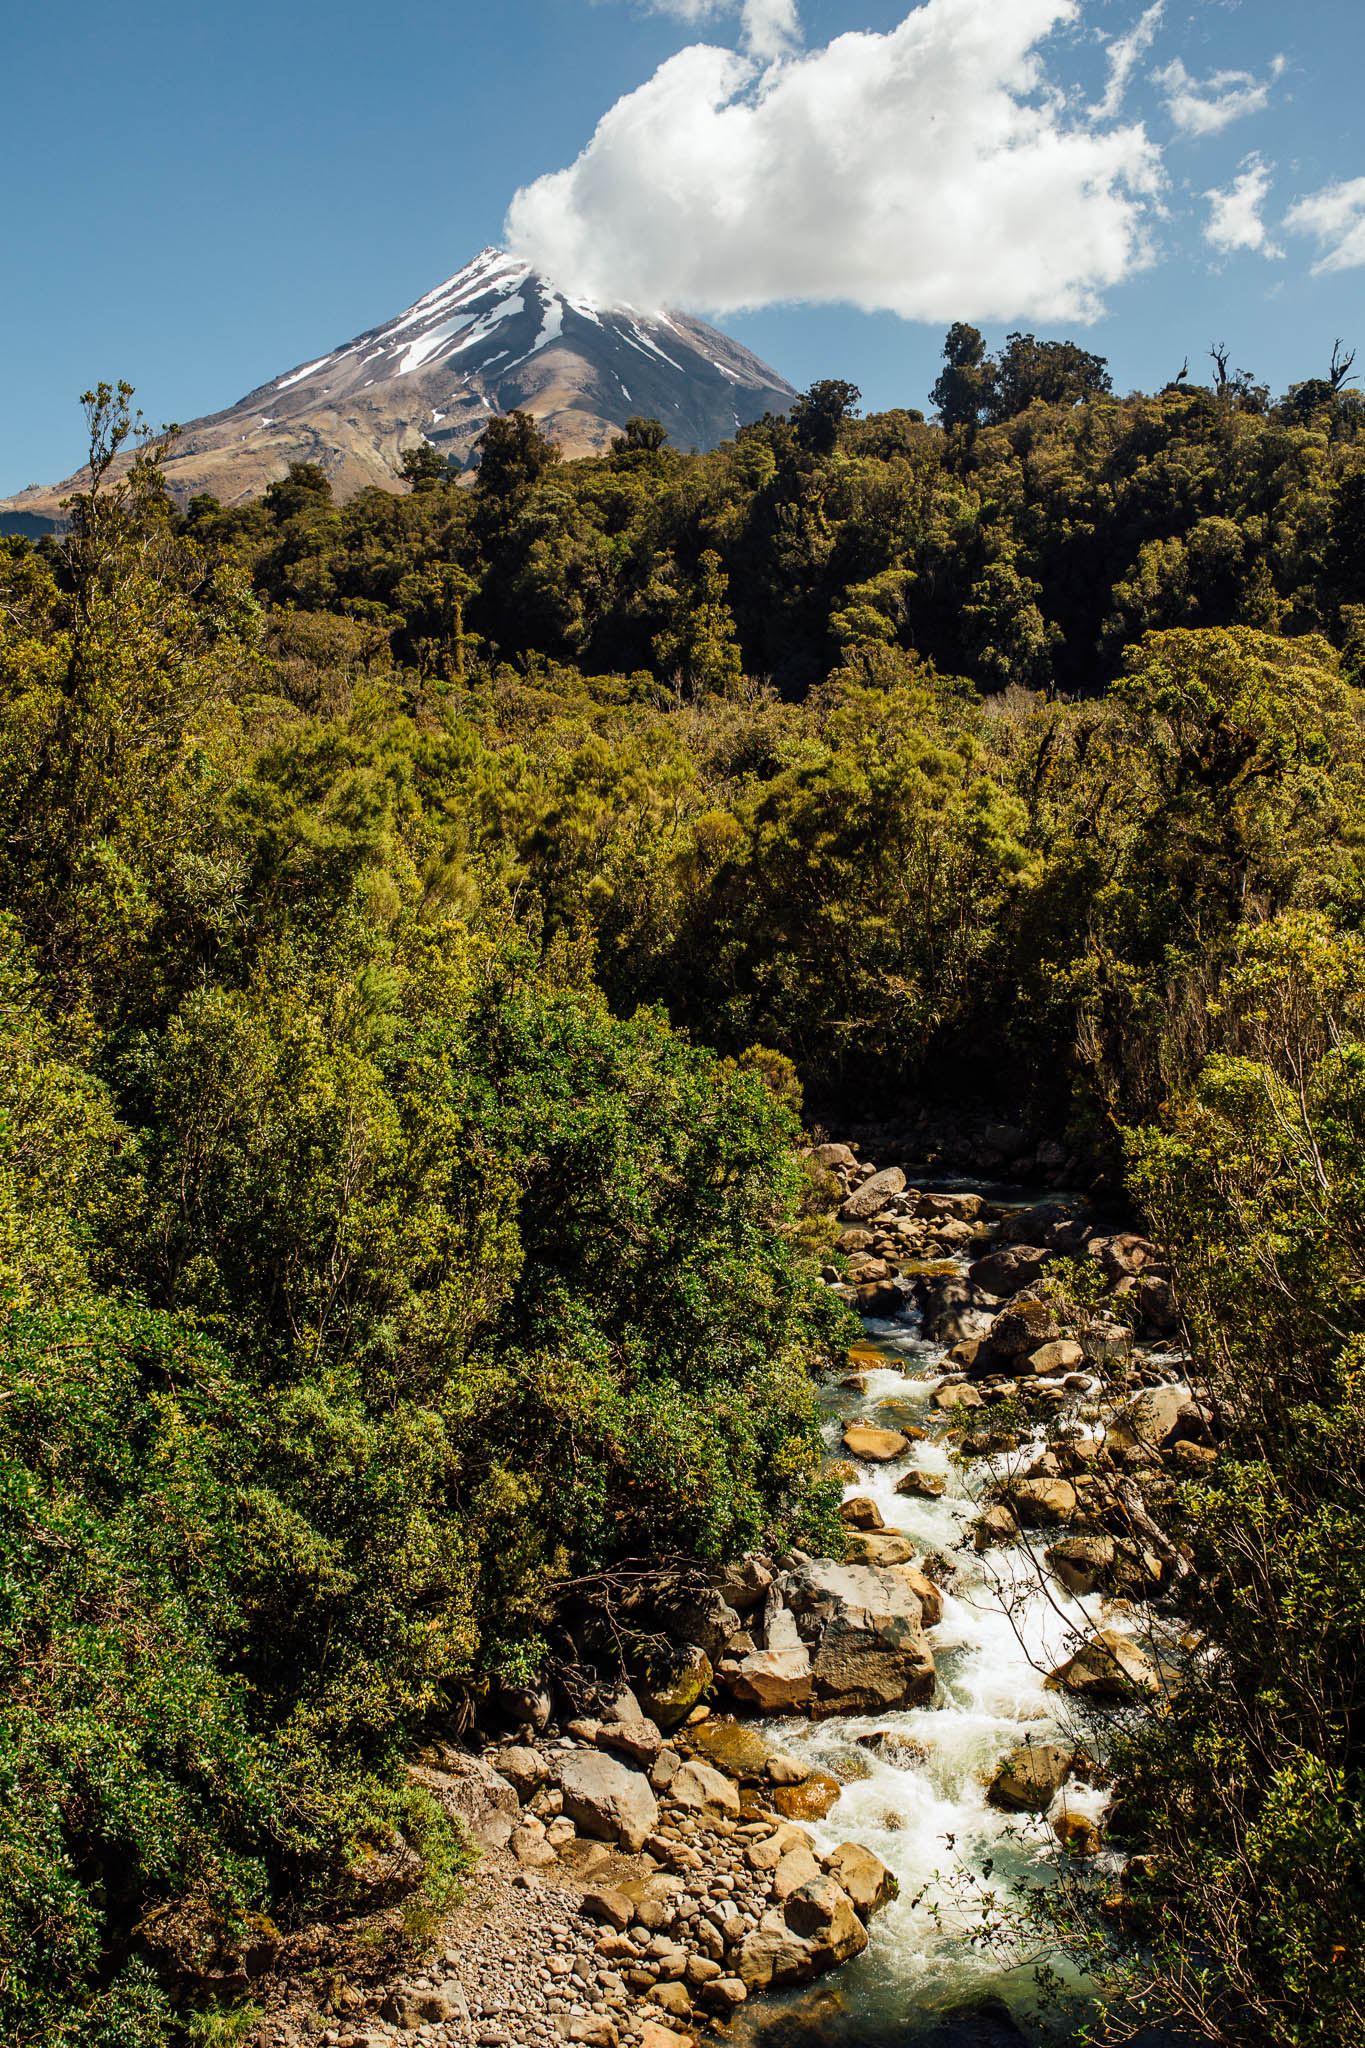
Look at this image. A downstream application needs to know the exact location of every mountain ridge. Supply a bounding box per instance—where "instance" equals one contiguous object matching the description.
[0,249,795,528]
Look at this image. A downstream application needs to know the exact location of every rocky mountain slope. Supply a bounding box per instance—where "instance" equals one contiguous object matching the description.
[0,249,794,527]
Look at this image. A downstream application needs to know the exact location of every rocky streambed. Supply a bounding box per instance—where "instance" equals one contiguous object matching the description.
[251,1148,1209,2048]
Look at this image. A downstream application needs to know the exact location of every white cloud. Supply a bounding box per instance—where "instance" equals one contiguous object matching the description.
[1091,1,1163,121]
[507,0,1162,325]
[1204,156,1280,256]
[1285,176,1365,274]
[1154,54,1283,137]
[635,0,798,55]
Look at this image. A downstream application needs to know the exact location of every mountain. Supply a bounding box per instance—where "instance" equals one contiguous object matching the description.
[0,249,795,528]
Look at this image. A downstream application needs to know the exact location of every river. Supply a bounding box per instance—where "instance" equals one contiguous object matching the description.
[738,1199,1185,2048]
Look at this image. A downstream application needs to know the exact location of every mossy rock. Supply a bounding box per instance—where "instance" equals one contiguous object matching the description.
[639,1644,713,1731]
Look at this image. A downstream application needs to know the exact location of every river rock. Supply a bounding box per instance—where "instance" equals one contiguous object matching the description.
[1027,1338,1085,1377]
[723,1603,814,1712]
[987,1742,1074,1813]
[784,1876,870,1969]
[1046,1535,1116,1595]
[824,1841,898,1916]
[414,1750,520,1853]
[840,1496,886,1530]
[639,1645,713,1731]
[737,1923,816,1990]
[599,1717,664,1768]
[895,1469,946,1499]
[844,1531,916,1567]
[888,1564,945,1627]
[687,1717,770,1778]
[974,1504,1020,1550]
[669,1759,741,1819]
[842,1422,910,1461]
[716,1556,775,1612]
[1047,1629,1159,1699]
[771,1771,841,1820]
[780,1560,936,1718]
[810,1143,857,1169]
[1107,1385,1189,1452]
[932,1382,983,1411]
[582,1886,636,1931]
[839,1167,907,1221]
[771,1842,824,1900]
[1007,1477,1076,1526]
[969,1246,1050,1297]
[496,1745,551,1801]
[555,1752,659,1851]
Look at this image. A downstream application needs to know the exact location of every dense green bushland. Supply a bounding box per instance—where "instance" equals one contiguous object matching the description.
[3,352,1365,2044]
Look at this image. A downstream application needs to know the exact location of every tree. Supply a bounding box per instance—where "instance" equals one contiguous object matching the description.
[263,460,333,524]
[473,410,560,501]
[611,416,669,455]
[651,550,745,695]
[930,323,992,430]
[986,332,1111,419]
[790,379,861,456]
[398,440,451,492]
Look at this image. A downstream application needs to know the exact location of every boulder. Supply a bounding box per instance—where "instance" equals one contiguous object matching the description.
[974,1504,1020,1551]
[639,1645,713,1732]
[1080,1320,1133,1365]
[1046,1535,1116,1596]
[844,1531,916,1567]
[810,1143,856,1169]
[780,1560,936,1718]
[969,1246,1050,1298]
[582,1886,636,1932]
[987,1743,1074,1813]
[824,1842,898,1917]
[856,1281,907,1316]
[737,1923,816,1991]
[770,1771,841,1821]
[1047,1629,1159,1699]
[888,1564,945,1627]
[714,1557,775,1614]
[895,1469,946,1500]
[1053,1811,1102,1855]
[840,1495,885,1531]
[784,1877,870,1970]
[765,1751,811,1786]
[932,1382,983,1412]
[723,1629,814,1713]
[920,1275,997,1344]
[413,1750,520,1853]
[1026,1339,1085,1377]
[1000,1202,1070,1245]
[1107,1385,1188,1453]
[839,1167,907,1221]
[511,1824,558,1868]
[598,1717,664,1769]
[555,1752,659,1852]
[1095,1232,1161,1282]
[496,1745,551,1802]
[669,1759,741,1820]
[652,1586,742,1660]
[771,1843,824,1900]
[1006,1477,1076,1527]
[987,1301,1062,1359]
[687,1718,772,1779]
[842,1422,910,1462]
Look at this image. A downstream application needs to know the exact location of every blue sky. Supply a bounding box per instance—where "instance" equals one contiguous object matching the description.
[3,0,1362,496]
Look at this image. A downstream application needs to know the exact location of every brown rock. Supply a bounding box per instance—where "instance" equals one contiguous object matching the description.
[888,1565,944,1627]
[839,1166,907,1221]
[823,1841,898,1916]
[974,1503,1020,1550]
[771,1772,841,1821]
[842,1422,910,1462]
[844,1530,916,1567]
[840,1495,886,1531]
[1007,1477,1077,1527]
[894,1469,946,1500]
[1048,1629,1159,1699]
[987,1742,1074,1813]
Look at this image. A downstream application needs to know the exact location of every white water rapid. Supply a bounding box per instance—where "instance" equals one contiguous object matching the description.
[738,1224,1180,2048]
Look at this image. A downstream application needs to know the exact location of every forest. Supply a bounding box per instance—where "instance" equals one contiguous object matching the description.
[1,331,1363,2047]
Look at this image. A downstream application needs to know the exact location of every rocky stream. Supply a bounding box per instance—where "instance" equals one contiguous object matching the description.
[250,1143,1209,2048]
